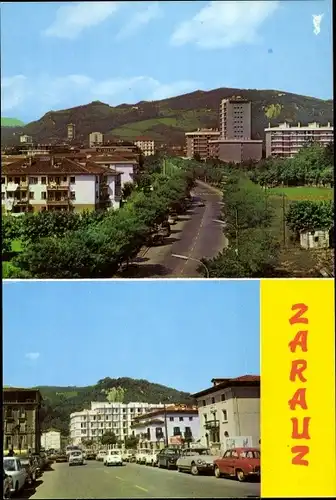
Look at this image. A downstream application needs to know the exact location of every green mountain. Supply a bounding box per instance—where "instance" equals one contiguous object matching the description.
[1,88,333,147]
[1,117,25,127]
[36,377,194,435]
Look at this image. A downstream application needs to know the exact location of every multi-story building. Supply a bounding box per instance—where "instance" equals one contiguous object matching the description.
[70,402,165,446]
[192,376,260,452]
[265,121,334,158]
[185,129,220,159]
[20,135,33,144]
[219,96,252,140]
[208,138,263,164]
[86,154,137,187]
[67,123,76,141]
[89,132,104,148]
[3,388,43,454]
[1,157,122,214]
[134,137,155,156]
[131,405,200,450]
[41,430,61,451]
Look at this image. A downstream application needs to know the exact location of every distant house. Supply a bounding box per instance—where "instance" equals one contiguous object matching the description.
[300,229,330,249]
[41,430,61,451]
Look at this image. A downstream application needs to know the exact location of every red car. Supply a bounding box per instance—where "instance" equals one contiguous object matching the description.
[214,447,260,482]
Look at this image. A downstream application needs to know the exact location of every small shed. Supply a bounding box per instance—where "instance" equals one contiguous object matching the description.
[300,229,330,249]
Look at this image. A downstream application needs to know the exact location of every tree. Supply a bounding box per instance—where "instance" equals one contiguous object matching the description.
[121,182,135,201]
[101,432,117,446]
[286,200,334,233]
[124,435,139,449]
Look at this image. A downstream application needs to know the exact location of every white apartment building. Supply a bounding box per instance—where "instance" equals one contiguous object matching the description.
[89,132,104,148]
[20,135,33,144]
[41,430,61,451]
[70,402,164,446]
[86,155,136,188]
[192,376,260,452]
[265,121,334,158]
[1,157,122,214]
[134,137,155,156]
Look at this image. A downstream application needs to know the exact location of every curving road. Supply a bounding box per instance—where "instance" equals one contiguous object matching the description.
[29,460,260,499]
[125,181,227,278]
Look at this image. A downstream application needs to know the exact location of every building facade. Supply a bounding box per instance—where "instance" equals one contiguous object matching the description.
[134,137,155,156]
[89,132,104,148]
[86,155,136,187]
[132,406,200,450]
[192,376,260,452]
[185,129,220,159]
[265,121,334,158]
[67,123,76,141]
[3,388,42,454]
[1,157,122,213]
[70,402,165,446]
[41,430,61,451]
[20,135,33,144]
[209,139,263,164]
[219,97,252,140]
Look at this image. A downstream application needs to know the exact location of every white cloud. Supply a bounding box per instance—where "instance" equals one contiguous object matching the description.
[25,352,40,361]
[170,0,279,49]
[1,74,200,114]
[116,2,162,40]
[43,1,121,39]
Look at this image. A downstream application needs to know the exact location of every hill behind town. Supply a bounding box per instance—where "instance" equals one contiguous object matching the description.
[1,87,333,146]
[35,377,194,435]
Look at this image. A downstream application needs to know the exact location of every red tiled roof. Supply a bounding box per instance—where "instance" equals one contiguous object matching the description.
[89,155,137,163]
[134,136,153,141]
[192,375,260,398]
[2,157,107,176]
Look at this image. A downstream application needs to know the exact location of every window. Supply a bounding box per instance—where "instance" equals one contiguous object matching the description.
[173,427,181,436]
[179,416,184,421]
[70,192,76,200]
[29,177,38,184]
[63,177,67,182]
[41,192,47,200]
[222,410,228,421]
[8,177,13,183]
[41,177,47,184]
[211,397,215,404]
[221,394,226,401]
[70,177,76,184]
[29,192,35,200]
[169,417,174,422]
[1,193,5,200]
[188,416,193,421]
[202,400,206,406]
[1,177,5,184]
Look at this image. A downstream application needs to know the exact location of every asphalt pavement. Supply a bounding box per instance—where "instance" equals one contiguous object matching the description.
[29,460,260,499]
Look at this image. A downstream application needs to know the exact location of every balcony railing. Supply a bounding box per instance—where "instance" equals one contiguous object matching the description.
[47,184,69,190]
[47,199,70,205]
[204,419,220,430]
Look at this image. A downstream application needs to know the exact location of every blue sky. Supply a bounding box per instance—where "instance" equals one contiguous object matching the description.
[1,1,332,123]
[3,280,260,393]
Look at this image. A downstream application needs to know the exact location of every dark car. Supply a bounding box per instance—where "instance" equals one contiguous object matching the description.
[157,447,181,470]
[85,452,96,460]
[55,453,68,463]
[19,456,39,485]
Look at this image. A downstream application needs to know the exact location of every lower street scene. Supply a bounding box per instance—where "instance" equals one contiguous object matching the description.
[28,459,260,499]
[3,280,260,499]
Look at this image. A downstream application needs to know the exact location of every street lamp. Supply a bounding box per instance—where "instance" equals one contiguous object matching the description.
[171,253,210,278]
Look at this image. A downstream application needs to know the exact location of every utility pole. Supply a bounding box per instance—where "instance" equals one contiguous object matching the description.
[163,404,168,447]
[282,193,286,247]
[235,208,239,256]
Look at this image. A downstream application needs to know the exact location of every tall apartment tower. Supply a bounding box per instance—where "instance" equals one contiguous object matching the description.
[219,97,252,140]
[67,123,76,141]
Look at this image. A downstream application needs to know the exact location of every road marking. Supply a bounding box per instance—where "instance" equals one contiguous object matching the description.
[115,476,124,481]
[135,485,148,492]
[180,203,208,276]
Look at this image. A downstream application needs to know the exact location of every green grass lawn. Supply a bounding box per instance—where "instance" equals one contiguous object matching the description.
[269,186,333,201]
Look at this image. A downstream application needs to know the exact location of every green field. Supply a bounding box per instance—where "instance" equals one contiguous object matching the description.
[1,117,25,127]
[269,186,333,201]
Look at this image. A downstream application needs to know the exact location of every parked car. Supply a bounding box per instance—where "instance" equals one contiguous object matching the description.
[3,457,27,496]
[176,447,219,475]
[19,455,39,484]
[168,211,178,225]
[135,449,149,465]
[68,451,84,467]
[157,447,181,470]
[55,453,68,463]
[145,451,158,467]
[3,470,13,499]
[197,200,205,207]
[96,450,107,462]
[103,450,123,467]
[121,451,134,462]
[214,448,261,482]
[31,453,47,471]
[85,451,96,460]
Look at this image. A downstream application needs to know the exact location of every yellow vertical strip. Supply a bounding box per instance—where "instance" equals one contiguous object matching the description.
[261,279,335,497]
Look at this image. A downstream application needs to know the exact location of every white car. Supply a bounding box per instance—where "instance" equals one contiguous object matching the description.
[121,450,134,462]
[135,449,149,464]
[69,450,84,466]
[3,457,27,495]
[96,450,107,462]
[176,448,220,475]
[145,451,158,466]
[103,450,123,467]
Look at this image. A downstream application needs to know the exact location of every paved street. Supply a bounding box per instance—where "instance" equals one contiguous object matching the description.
[122,181,227,278]
[30,461,260,499]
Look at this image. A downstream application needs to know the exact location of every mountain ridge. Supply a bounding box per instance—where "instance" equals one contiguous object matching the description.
[1,87,333,147]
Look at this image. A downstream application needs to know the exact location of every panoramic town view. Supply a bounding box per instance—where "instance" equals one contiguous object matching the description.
[1,1,333,279]
[3,280,261,498]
